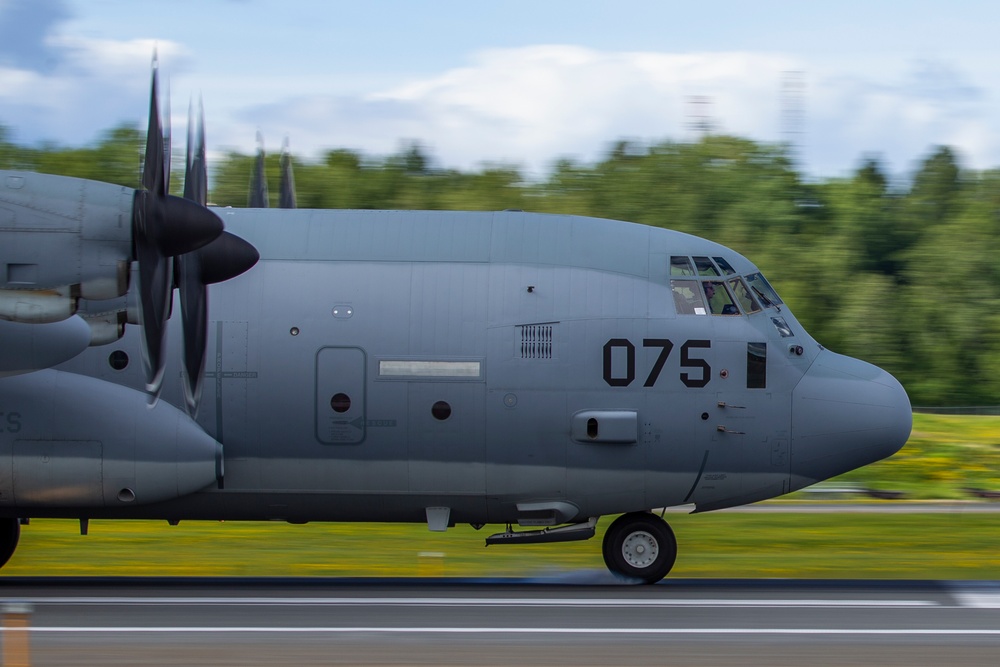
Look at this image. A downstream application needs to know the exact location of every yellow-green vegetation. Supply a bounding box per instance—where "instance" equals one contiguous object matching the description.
[671,512,1000,579]
[805,413,1000,500]
[5,512,1000,579]
[3,413,999,579]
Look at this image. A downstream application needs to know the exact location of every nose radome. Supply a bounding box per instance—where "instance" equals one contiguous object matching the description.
[791,350,912,488]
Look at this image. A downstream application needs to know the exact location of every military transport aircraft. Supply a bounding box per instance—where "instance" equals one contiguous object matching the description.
[0,59,911,583]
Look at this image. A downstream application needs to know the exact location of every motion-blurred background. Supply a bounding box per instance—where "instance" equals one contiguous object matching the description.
[2,0,1000,578]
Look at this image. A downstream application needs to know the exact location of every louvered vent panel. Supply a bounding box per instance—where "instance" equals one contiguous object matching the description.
[517,324,555,359]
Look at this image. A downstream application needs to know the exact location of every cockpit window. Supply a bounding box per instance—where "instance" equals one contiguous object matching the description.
[745,272,783,307]
[729,277,761,313]
[671,279,708,315]
[704,280,740,315]
[713,257,737,276]
[670,256,695,276]
[693,256,720,276]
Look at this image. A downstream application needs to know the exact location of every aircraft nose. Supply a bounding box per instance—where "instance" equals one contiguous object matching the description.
[791,350,911,488]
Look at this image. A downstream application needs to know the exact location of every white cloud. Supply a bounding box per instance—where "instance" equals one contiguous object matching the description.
[0,35,186,145]
[5,36,1000,182]
[805,61,997,176]
[45,34,188,80]
[236,46,797,176]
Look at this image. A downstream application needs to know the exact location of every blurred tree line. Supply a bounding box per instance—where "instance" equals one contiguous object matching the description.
[2,121,997,406]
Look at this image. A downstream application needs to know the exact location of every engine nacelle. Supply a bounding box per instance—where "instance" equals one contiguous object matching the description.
[0,317,92,377]
[0,171,132,304]
[0,370,222,508]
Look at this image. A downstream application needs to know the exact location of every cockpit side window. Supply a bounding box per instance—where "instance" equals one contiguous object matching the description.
[704,280,740,315]
[671,279,708,315]
[745,273,783,307]
[713,257,737,276]
[693,256,720,276]
[670,256,695,276]
[729,277,761,313]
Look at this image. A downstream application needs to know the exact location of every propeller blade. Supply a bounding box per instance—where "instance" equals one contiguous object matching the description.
[176,250,207,415]
[135,230,171,395]
[142,55,164,195]
[279,137,297,209]
[178,96,209,415]
[184,98,208,205]
[133,56,224,399]
[249,131,269,207]
[176,98,260,416]
[163,80,172,195]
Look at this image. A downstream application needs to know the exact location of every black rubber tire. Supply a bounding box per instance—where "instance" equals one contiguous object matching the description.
[602,512,677,584]
[0,518,20,569]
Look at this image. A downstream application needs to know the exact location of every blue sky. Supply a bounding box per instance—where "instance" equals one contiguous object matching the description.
[2,0,999,179]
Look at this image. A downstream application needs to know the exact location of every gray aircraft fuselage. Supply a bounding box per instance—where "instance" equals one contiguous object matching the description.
[0,207,912,529]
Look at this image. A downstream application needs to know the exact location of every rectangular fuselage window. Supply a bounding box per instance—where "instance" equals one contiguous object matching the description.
[747,342,766,389]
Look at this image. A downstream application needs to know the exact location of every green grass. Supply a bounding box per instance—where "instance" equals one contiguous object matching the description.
[6,512,1000,579]
[3,413,1000,579]
[789,413,1000,500]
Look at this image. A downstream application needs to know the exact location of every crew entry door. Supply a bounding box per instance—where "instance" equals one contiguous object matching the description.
[315,346,367,445]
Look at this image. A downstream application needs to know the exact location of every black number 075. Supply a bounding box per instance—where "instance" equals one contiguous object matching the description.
[602,338,710,388]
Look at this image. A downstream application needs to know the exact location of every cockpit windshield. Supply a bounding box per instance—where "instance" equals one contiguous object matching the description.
[692,256,720,276]
[671,279,741,316]
[670,257,783,316]
[729,277,761,313]
[670,255,784,315]
[745,273,783,308]
[670,256,695,276]
[703,280,740,315]
[671,279,708,315]
[713,257,737,276]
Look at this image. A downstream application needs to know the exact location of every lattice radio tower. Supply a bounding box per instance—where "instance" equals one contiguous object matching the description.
[685,95,714,141]
[781,71,806,166]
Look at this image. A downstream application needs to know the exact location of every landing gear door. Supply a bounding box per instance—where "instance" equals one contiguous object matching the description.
[315,346,367,445]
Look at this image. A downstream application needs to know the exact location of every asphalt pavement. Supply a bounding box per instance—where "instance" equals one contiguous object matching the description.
[0,577,998,666]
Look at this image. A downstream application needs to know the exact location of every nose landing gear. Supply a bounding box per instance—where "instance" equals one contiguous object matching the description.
[602,511,677,584]
[0,518,20,569]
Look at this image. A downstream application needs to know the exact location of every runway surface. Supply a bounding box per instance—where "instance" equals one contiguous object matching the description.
[1,576,999,666]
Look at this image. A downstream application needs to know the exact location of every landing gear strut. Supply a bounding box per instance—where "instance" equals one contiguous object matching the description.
[0,518,20,569]
[602,512,677,584]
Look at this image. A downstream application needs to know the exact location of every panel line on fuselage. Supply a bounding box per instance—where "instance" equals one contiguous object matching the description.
[683,450,711,504]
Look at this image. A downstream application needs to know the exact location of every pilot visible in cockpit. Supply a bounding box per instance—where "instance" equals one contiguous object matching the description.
[703,281,740,315]
[703,281,716,303]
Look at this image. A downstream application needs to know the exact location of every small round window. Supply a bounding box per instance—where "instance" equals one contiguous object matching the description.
[431,401,452,421]
[330,393,352,413]
[108,350,129,371]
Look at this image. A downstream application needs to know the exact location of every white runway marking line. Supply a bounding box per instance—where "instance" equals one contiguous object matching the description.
[4,597,940,609]
[954,593,1000,609]
[5,627,1000,636]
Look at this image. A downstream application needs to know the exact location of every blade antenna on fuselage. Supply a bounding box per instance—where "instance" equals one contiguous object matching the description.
[279,137,297,209]
[249,131,269,207]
